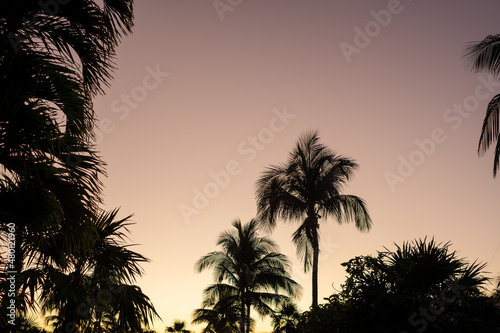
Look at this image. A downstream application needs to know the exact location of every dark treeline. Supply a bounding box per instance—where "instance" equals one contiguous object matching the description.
[2,1,500,332]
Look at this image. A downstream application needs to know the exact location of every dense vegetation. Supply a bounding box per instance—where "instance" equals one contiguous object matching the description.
[298,238,500,333]
[191,236,500,333]
[1,1,500,332]
[0,1,159,332]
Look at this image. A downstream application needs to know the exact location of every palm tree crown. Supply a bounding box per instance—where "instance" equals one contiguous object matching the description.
[195,219,301,333]
[28,209,159,332]
[0,1,135,327]
[271,301,300,333]
[464,34,500,176]
[255,130,372,307]
[166,319,191,333]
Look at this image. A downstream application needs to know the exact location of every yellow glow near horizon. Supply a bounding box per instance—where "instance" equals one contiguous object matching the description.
[11,1,500,333]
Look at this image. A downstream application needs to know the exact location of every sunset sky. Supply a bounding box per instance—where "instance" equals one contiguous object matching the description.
[90,1,500,331]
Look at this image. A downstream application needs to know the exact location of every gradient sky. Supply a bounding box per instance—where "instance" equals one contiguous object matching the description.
[89,1,500,331]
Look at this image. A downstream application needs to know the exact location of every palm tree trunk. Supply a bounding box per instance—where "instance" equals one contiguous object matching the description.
[246,303,251,333]
[240,291,246,333]
[312,222,320,308]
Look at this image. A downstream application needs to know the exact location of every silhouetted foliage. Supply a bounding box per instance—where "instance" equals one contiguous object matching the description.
[464,34,500,177]
[271,301,300,333]
[166,319,191,333]
[297,294,352,333]
[192,305,241,333]
[0,2,163,333]
[296,238,500,333]
[37,210,160,333]
[195,219,302,333]
[255,130,371,307]
[0,0,134,329]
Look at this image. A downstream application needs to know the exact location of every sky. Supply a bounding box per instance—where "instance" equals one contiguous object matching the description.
[89,1,500,332]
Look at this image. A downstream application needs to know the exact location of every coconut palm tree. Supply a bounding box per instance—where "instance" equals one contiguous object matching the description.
[1,0,134,101]
[0,0,134,226]
[166,320,191,333]
[463,34,500,176]
[0,0,135,210]
[0,0,134,281]
[192,294,243,333]
[255,130,372,307]
[0,1,135,326]
[0,0,134,235]
[192,306,241,333]
[28,209,160,333]
[195,219,301,333]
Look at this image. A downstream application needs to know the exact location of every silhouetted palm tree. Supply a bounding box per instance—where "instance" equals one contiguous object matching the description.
[255,130,372,307]
[0,1,134,327]
[340,238,498,332]
[0,0,134,236]
[464,35,500,176]
[192,305,241,333]
[195,219,301,333]
[271,301,300,333]
[0,0,135,214]
[166,319,191,333]
[30,209,159,333]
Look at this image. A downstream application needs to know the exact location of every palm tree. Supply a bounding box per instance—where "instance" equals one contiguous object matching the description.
[340,238,499,332]
[0,0,135,206]
[255,130,372,307]
[195,219,301,333]
[463,35,500,176]
[0,1,135,326]
[0,0,134,231]
[0,0,134,242]
[271,301,300,333]
[192,306,241,333]
[166,320,191,333]
[14,315,48,333]
[31,209,160,333]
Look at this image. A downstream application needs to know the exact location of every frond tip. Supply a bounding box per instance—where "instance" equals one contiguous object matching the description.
[464,35,500,75]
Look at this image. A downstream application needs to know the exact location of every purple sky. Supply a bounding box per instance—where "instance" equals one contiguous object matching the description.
[91,1,500,331]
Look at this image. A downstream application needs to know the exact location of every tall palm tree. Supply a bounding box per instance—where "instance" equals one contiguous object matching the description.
[463,34,500,176]
[255,130,372,307]
[0,1,135,325]
[0,0,135,206]
[0,0,134,236]
[195,219,301,333]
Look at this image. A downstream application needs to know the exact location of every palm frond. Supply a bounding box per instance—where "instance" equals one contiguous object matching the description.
[464,35,500,75]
